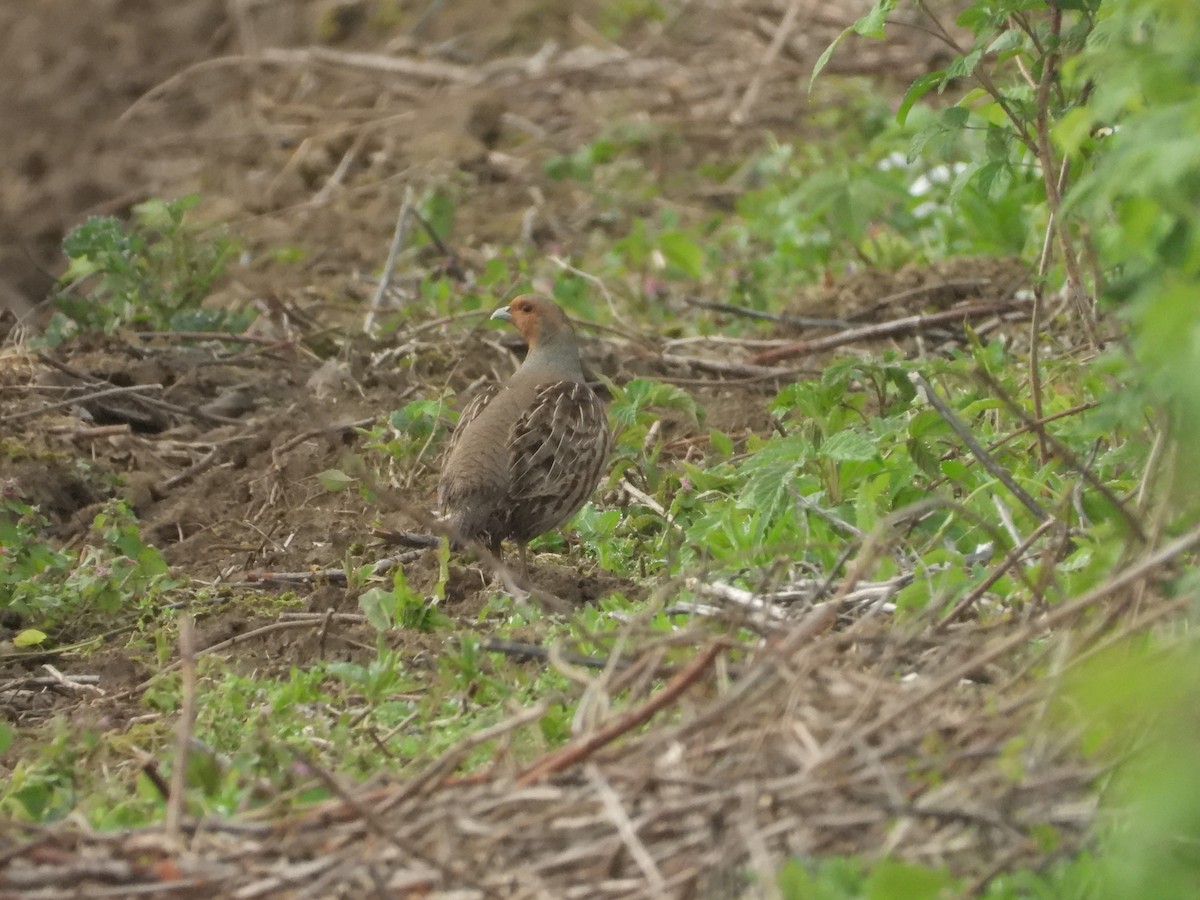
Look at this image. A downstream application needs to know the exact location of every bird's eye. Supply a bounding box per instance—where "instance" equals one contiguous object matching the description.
[519,302,533,313]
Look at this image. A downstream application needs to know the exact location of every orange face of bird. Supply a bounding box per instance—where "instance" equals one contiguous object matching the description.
[491,295,565,348]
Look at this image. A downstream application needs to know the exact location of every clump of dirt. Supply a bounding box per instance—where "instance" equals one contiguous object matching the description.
[3,456,105,527]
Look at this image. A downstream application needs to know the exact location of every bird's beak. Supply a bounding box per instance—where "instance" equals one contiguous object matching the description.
[491,306,513,322]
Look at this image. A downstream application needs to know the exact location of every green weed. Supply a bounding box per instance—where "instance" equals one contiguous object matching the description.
[51,194,242,340]
[0,498,176,644]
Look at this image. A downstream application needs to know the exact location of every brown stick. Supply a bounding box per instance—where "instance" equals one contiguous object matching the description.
[514,642,723,786]
[747,299,1027,365]
[1,383,163,424]
[975,368,1147,544]
[848,279,996,321]
[365,185,415,335]
[861,523,1200,743]
[936,518,1059,630]
[910,372,1051,524]
[132,330,287,345]
[731,0,803,124]
[165,615,196,843]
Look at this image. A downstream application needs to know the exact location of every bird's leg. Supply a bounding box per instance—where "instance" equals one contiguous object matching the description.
[517,541,529,577]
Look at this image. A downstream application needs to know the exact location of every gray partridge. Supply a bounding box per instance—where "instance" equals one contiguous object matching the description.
[438,296,611,570]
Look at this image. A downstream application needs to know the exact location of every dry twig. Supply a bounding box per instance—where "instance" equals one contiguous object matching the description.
[747,298,1028,365]
[165,615,196,843]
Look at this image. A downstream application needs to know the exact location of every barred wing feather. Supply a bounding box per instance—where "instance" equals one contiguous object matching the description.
[506,381,610,540]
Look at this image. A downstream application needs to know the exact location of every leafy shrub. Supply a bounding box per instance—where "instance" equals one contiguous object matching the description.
[52,194,242,338]
[808,0,1200,894]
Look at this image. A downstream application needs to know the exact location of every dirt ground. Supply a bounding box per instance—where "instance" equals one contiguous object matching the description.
[0,3,1123,897]
[0,0,979,679]
[0,2,1070,893]
[0,0,957,312]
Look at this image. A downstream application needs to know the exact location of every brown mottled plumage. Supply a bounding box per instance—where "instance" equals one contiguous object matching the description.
[438,296,610,570]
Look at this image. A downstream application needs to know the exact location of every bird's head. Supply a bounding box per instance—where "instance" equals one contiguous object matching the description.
[491,295,575,350]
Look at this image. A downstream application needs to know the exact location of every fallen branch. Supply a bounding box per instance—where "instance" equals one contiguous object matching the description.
[165,615,196,843]
[0,673,100,692]
[515,642,723,786]
[684,295,850,330]
[1,383,162,424]
[370,529,440,549]
[241,552,423,586]
[34,353,245,427]
[161,446,221,491]
[120,49,470,123]
[481,639,613,671]
[847,278,996,321]
[132,331,287,345]
[747,298,1027,365]
[657,353,796,381]
[272,417,377,458]
[910,372,1051,524]
[731,0,803,124]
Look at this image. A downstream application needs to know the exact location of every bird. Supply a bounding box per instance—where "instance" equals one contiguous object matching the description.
[438,295,611,573]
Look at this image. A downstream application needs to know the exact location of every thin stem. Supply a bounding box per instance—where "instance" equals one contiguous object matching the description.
[1034,5,1099,344]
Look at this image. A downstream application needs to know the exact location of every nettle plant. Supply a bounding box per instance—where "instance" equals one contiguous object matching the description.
[819,0,1103,331]
[807,3,1200,893]
[366,397,452,486]
[665,348,1131,609]
[821,1,1200,445]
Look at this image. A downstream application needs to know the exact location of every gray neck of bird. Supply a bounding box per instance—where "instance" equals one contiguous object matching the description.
[518,337,586,382]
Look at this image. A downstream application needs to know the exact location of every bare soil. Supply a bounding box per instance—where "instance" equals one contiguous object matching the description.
[0,0,973,691]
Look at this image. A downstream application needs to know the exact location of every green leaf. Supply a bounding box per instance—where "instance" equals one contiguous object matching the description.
[810,27,852,90]
[943,106,970,128]
[13,784,51,820]
[13,629,48,647]
[897,71,946,126]
[737,434,810,525]
[908,123,947,163]
[709,429,734,458]
[820,430,877,462]
[986,29,1025,55]
[941,459,970,481]
[133,197,174,229]
[945,48,983,80]
[420,188,456,243]
[611,378,702,428]
[187,745,224,797]
[854,471,891,532]
[358,587,397,631]
[61,216,125,261]
[390,399,444,437]
[865,858,954,899]
[0,722,12,754]
[658,231,706,280]
[853,0,898,39]
[316,469,357,492]
[907,437,942,477]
